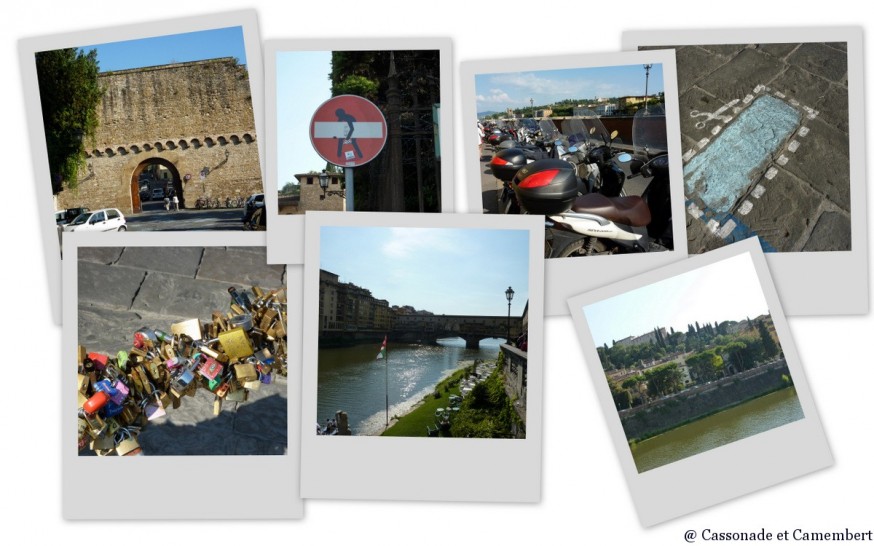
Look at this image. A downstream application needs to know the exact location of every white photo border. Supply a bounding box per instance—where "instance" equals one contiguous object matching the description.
[460,49,688,316]
[62,231,303,519]
[19,9,267,325]
[300,211,543,502]
[622,27,868,316]
[265,38,455,265]
[567,237,832,526]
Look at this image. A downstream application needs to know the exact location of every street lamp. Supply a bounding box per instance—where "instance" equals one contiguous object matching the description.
[505,286,515,344]
[643,64,653,114]
[318,169,345,200]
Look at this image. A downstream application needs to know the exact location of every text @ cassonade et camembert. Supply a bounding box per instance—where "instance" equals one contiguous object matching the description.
[690,528,873,542]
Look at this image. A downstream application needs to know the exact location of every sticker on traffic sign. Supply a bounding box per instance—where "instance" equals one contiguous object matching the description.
[310,95,388,167]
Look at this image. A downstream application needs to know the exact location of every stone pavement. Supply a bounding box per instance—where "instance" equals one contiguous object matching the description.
[78,246,288,456]
[644,42,850,252]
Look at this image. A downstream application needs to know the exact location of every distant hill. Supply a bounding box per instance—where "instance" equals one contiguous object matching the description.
[477,111,500,119]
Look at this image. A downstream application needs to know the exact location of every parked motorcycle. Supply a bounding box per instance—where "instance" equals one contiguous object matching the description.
[511,105,672,258]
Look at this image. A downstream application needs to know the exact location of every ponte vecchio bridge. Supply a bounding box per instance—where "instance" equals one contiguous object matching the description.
[391,314,524,349]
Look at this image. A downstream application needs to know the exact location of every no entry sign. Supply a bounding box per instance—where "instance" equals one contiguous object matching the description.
[310,94,388,167]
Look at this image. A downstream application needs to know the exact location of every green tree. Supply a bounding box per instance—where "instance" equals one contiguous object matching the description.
[279,182,300,196]
[757,319,780,359]
[35,48,103,194]
[720,341,749,372]
[329,50,441,213]
[686,350,724,383]
[644,363,684,398]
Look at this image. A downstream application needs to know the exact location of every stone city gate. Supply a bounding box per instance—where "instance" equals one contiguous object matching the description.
[55,58,262,214]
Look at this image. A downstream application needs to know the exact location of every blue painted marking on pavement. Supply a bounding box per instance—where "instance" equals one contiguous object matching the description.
[683,95,801,213]
[686,199,778,252]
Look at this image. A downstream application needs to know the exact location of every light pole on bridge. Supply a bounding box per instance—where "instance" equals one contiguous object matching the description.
[505,286,514,344]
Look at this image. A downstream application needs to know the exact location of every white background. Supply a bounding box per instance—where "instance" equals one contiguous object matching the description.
[3,0,871,542]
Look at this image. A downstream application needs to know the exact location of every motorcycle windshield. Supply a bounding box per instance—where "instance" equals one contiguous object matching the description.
[538,118,562,143]
[632,103,668,158]
[520,118,539,132]
[564,109,610,148]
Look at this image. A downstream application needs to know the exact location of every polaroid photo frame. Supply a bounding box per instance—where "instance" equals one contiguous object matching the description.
[300,211,543,501]
[265,38,454,265]
[622,27,867,316]
[568,237,832,526]
[20,10,266,326]
[460,50,688,316]
[63,231,302,519]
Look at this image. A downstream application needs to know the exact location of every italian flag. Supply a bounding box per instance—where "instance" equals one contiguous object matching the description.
[376,336,387,360]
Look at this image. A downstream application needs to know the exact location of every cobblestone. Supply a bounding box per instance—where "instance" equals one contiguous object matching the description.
[646,42,851,252]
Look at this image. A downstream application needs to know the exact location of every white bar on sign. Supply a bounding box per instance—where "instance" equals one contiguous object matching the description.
[313,122,384,139]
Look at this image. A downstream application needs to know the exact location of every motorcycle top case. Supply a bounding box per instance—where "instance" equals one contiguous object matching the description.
[490,148,529,182]
[512,159,580,215]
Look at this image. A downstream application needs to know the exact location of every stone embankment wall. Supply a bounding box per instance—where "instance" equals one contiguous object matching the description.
[57,58,262,213]
[620,359,791,441]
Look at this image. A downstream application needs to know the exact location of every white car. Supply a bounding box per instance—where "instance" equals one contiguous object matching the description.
[63,208,127,232]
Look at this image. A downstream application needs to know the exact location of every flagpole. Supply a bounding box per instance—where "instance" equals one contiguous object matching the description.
[384,335,389,428]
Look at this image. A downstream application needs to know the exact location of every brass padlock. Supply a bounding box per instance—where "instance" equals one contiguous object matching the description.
[233,361,258,383]
[225,388,248,403]
[171,318,203,341]
[90,435,116,451]
[218,327,254,360]
[259,309,278,331]
[115,435,143,456]
[213,396,222,416]
[211,312,228,333]
[77,345,87,366]
[81,411,107,439]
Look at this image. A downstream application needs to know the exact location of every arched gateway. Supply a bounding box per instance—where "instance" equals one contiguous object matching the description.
[55,58,262,215]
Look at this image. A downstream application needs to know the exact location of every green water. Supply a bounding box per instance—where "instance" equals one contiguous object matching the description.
[630,387,804,473]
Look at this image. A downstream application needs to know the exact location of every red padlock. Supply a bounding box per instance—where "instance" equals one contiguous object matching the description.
[82,390,110,414]
[87,352,109,371]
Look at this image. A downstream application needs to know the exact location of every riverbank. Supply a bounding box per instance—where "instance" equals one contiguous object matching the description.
[620,359,793,442]
[381,360,489,437]
[627,384,797,445]
[630,387,803,473]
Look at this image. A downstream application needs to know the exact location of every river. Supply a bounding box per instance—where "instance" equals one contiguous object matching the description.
[630,387,804,473]
[317,338,503,435]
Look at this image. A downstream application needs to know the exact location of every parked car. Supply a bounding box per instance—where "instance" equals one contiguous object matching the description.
[55,207,91,226]
[63,208,127,232]
[151,188,165,200]
[244,193,264,211]
[242,193,265,229]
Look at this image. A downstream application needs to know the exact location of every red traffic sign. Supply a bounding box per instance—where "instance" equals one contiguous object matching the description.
[310,95,388,167]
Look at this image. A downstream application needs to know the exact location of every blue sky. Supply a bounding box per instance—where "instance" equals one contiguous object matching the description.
[276,50,333,189]
[475,63,664,113]
[320,226,530,317]
[582,252,770,347]
[78,26,247,73]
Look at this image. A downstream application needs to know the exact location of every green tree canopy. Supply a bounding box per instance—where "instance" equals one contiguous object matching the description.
[686,350,724,383]
[36,48,103,193]
[757,319,780,359]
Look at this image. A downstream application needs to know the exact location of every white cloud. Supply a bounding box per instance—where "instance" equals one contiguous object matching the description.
[476,88,514,103]
[490,72,594,96]
[381,228,467,259]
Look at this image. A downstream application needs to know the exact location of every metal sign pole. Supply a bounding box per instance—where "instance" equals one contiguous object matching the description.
[345,168,354,212]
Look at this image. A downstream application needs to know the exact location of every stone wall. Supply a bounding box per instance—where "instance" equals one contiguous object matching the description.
[296,173,345,213]
[619,360,792,441]
[56,58,262,214]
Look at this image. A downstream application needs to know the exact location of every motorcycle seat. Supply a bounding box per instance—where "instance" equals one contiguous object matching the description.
[571,193,651,227]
